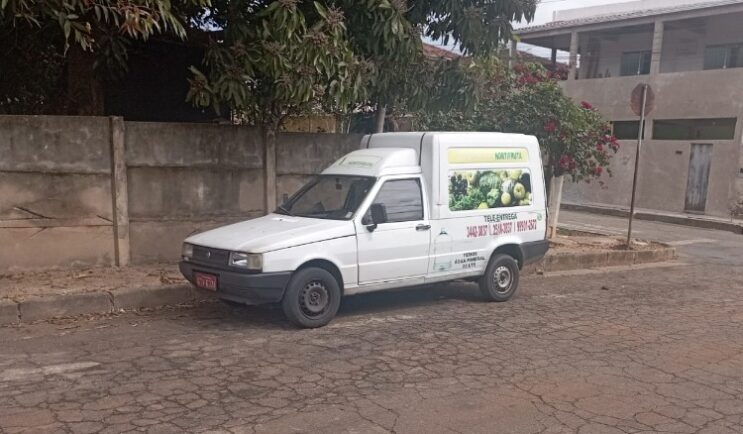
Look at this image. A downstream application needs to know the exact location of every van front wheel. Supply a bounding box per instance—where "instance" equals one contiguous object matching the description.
[479,254,520,302]
[282,267,341,328]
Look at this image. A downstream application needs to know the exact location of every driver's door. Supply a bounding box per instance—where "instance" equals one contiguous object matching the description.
[355,177,431,284]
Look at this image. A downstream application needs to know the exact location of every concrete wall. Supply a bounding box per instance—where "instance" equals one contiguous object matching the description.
[0,115,364,272]
[276,133,363,204]
[125,122,266,264]
[561,68,743,217]
[0,116,115,271]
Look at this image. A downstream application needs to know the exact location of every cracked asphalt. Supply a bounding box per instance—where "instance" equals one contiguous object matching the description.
[1,213,742,434]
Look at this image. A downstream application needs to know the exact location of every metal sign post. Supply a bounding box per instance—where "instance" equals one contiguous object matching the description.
[627,84,650,247]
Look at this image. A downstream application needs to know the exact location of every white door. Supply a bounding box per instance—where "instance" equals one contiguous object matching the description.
[356,177,431,284]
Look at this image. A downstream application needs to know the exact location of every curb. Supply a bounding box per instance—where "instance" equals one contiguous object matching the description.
[523,246,676,275]
[541,246,676,273]
[1,284,206,326]
[1,247,677,326]
[562,203,743,235]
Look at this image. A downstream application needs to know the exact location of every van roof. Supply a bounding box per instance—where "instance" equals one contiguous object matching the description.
[322,148,421,177]
[323,132,540,178]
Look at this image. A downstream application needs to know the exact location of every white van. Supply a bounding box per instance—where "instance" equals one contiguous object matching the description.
[180,132,549,328]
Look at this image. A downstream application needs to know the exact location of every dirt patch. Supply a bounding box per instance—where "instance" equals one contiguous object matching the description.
[0,264,185,301]
[551,228,667,254]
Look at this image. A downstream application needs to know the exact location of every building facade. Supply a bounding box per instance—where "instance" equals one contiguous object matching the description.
[515,0,743,218]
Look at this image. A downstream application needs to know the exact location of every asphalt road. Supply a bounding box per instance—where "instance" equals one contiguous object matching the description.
[1,212,742,434]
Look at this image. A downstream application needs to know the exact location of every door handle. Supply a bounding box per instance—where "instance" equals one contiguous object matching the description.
[416,224,431,231]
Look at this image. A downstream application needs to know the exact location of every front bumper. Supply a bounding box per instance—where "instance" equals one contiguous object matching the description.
[179,261,291,305]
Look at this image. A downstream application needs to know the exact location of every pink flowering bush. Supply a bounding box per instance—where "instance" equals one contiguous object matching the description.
[422,61,619,184]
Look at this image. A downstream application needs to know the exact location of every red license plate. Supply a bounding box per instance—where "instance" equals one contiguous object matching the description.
[194,272,218,291]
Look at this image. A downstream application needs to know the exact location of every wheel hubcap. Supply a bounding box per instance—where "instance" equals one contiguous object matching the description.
[300,280,329,317]
[493,266,512,293]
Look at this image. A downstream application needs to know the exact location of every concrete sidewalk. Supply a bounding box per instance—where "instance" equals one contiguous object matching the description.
[562,202,743,234]
[0,283,203,326]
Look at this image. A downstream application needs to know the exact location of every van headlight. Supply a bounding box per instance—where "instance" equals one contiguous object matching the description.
[229,252,263,271]
[182,243,194,260]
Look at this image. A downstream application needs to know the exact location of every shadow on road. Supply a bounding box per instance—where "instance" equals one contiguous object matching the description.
[188,281,485,330]
[338,281,483,317]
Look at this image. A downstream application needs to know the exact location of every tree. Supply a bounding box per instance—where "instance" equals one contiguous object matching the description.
[342,0,539,132]
[0,0,207,113]
[422,61,620,237]
[186,0,539,131]
[184,0,540,208]
[186,0,364,211]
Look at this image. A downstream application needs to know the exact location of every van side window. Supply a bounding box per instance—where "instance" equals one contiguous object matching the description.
[369,179,424,223]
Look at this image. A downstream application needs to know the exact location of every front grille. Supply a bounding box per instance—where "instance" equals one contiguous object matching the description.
[191,245,230,267]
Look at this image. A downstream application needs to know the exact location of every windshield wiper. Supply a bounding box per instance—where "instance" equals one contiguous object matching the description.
[275,204,293,216]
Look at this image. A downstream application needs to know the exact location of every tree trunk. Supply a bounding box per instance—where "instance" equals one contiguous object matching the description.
[547,175,564,239]
[263,124,278,214]
[374,103,386,133]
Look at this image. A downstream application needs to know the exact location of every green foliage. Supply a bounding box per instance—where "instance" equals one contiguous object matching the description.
[187,1,364,126]
[0,0,204,53]
[341,0,538,118]
[422,61,620,183]
[188,0,538,128]
[407,0,538,55]
[0,0,208,113]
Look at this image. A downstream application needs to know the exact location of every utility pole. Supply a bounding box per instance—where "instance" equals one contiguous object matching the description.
[627,83,653,247]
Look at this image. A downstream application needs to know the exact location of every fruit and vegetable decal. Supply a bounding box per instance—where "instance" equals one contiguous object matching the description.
[449,169,533,211]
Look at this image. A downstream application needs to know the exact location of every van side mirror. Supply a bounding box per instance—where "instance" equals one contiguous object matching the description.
[363,203,387,232]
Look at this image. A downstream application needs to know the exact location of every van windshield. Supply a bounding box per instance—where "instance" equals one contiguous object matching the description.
[276,175,376,220]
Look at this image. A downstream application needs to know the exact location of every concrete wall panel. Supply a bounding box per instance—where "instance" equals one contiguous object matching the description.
[125,122,262,169]
[127,167,264,219]
[0,115,111,173]
[276,133,363,175]
[130,219,252,264]
[277,174,313,204]
[0,172,112,220]
[0,226,114,273]
[0,116,114,271]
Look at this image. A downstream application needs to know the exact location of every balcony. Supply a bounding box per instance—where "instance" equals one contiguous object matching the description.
[560,68,743,119]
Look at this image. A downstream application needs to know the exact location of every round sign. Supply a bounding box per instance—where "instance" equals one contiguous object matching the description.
[631,84,655,117]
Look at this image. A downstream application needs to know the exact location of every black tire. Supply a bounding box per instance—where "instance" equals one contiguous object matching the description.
[281,267,341,328]
[479,253,520,302]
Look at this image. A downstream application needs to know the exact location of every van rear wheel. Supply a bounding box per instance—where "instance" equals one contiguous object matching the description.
[479,254,520,302]
[282,267,341,328]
